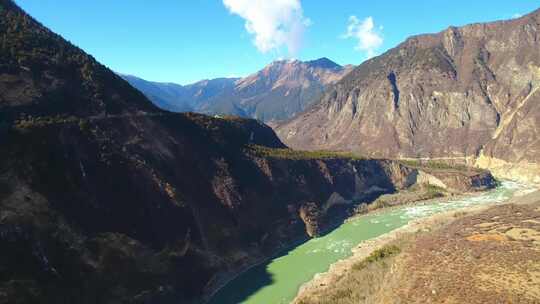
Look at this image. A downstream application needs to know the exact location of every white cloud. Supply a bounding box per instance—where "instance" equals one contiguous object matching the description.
[222,0,310,57]
[512,13,523,18]
[342,16,383,59]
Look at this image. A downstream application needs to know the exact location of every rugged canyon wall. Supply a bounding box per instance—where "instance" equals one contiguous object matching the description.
[0,1,502,303]
[276,9,540,184]
[0,1,491,303]
[0,111,405,303]
[1,113,492,303]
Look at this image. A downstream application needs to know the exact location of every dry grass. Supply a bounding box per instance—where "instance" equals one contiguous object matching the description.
[351,245,401,271]
[296,198,540,304]
[296,244,404,304]
[393,203,540,303]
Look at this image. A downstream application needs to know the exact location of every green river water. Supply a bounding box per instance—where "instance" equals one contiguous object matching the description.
[208,181,536,304]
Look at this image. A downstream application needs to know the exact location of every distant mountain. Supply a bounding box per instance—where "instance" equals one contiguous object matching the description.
[206,58,354,122]
[276,8,540,184]
[120,74,238,112]
[122,57,353,122]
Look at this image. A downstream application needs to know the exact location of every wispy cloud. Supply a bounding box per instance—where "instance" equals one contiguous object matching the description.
[222,0,311,57]
[342,16,383,59]
[512,13,523,18]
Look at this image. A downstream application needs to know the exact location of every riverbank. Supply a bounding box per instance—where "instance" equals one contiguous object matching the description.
[349,184,479,219]
[294,188,540,303]
[205,182,482,302]
[204,167,493,303]
[209,180,524,304]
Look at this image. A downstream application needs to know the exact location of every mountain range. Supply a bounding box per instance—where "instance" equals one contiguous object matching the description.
[119,75,238,113]
[121,58,353,122]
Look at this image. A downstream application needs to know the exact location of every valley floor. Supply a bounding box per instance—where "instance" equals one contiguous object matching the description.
[294,190,540,304]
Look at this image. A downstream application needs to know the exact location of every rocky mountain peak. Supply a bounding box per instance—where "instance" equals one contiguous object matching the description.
[238,57,349,88]
[306,57,342,70]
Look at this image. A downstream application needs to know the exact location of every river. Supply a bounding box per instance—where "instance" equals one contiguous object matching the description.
[208,181,536,304]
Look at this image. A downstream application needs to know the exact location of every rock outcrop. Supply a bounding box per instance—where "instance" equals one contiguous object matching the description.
[408,167,497,193]
[276,9,540,184]
[299,202,323,237]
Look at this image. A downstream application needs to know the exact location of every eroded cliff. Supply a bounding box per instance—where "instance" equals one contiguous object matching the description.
[276,9,540,184]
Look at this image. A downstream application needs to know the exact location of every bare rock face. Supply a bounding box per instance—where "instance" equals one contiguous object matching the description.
[299,202,322,237]
[276,9,540,183]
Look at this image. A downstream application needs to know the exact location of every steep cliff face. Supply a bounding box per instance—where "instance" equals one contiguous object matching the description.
[276,9,540,183]
[2,111,449,303]
[1,111,403,303]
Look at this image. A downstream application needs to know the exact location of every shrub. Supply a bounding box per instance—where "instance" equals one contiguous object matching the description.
[352,244,401,271]
[424,184,446,198]
[78,119,89,132]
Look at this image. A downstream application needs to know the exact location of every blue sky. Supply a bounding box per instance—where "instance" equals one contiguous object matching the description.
[15,0,539,85]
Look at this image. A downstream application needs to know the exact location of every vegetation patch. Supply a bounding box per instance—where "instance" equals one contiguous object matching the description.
[296,244,403,304]
[415,184,446,198]
[247,145,365,160]
[13,115,82,130]
[355,184,446,215]
[351,245,401,271]
[399,159,483,173]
